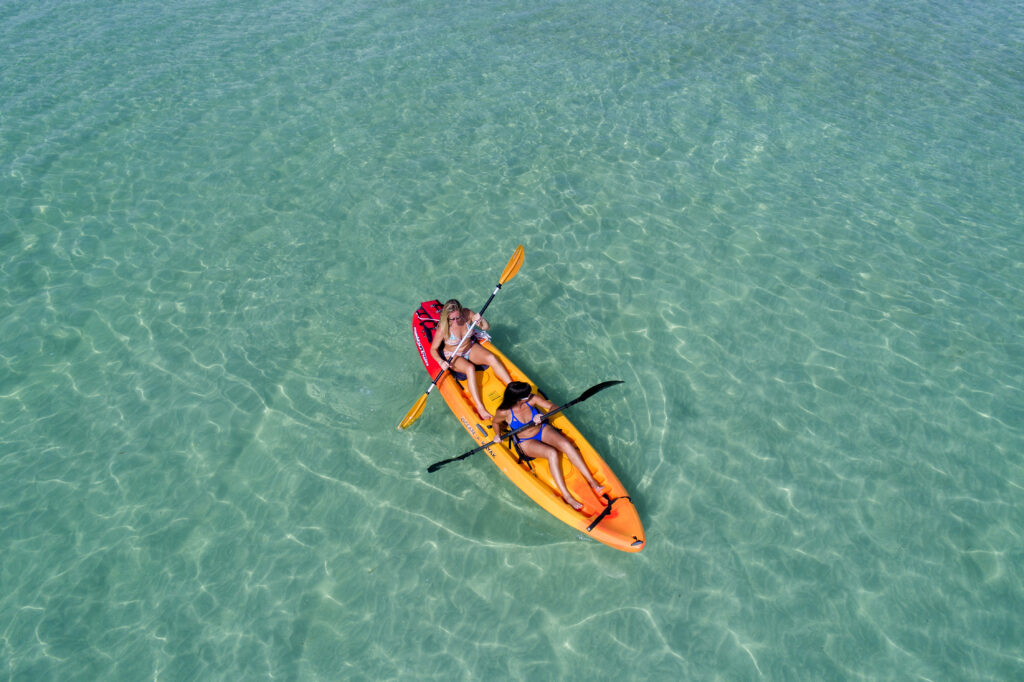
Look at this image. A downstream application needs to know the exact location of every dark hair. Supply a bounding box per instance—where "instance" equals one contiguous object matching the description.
[498,381,532,410]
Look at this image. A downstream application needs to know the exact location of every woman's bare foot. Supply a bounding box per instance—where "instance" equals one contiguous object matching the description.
[563,495,583,511]
[475,405,491,420]
[591,484,608,497]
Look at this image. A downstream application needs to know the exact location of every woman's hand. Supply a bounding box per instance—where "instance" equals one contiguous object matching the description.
[492,434,502,444]
[471,313,481,324]
[532,414,543,426]
[440,360,450,371]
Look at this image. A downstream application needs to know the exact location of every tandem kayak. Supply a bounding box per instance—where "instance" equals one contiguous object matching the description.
[413,299,645,552]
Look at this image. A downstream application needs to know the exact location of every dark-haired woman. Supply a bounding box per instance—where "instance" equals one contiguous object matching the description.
[490,381,606,511]
[429,299,512,419]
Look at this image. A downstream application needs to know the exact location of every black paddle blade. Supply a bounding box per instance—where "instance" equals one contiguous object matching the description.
[578,380,623,402]
[427,448,479,473]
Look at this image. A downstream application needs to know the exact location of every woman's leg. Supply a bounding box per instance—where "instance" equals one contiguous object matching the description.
[451,356,490,419]
[521,439,583,510]
[540,428,606,495]
[466,345,512,385]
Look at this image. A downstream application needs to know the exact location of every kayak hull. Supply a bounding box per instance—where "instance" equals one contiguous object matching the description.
[413,300,645,552]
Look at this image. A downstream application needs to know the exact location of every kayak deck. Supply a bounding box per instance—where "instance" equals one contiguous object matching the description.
[413,300,645,552]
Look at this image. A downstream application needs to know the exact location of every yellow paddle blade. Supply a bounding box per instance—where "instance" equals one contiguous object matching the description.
[499,244,525,285]
[397,393,428,430]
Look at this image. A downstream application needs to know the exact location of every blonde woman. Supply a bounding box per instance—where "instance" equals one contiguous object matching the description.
[430,299,512,419]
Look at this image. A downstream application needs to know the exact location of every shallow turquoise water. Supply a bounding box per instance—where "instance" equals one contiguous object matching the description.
[2,0,1023,679]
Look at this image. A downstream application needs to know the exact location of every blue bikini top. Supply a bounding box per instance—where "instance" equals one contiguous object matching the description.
[509,402,540,430]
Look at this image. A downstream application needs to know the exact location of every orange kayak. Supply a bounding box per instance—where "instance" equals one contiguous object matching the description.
[413,300,645,552]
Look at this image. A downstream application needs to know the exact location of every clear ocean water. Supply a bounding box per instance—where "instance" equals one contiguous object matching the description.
[2,0,1022,679]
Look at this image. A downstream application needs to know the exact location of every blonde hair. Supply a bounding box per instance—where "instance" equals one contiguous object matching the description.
[435,299,463,346]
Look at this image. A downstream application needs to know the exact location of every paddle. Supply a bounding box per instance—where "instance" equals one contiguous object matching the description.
[397,245,525,430]
[426,380,623,473]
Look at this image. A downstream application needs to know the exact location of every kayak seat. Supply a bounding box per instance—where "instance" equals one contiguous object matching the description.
[449,363,488,382]
[511,435,535,468]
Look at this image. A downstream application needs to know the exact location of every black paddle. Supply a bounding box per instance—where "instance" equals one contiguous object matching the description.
[426,380,623,473]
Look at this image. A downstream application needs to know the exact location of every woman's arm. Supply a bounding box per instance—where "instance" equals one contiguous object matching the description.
[430,333,448,369]
[466,308,489,331]
[491,411,508,443]
[529,394,555,412]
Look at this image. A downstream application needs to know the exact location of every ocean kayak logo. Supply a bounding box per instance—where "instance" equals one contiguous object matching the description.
[415,332,429,367]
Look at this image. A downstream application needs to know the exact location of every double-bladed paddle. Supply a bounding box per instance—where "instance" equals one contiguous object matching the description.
[397,245,525,430]
[426,380,623,473]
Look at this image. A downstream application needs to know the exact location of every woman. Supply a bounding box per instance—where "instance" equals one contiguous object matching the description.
[430,299,512,419]
[491,381,606,511]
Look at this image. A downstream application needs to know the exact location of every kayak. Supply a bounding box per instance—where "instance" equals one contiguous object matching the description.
[412,300,645,552]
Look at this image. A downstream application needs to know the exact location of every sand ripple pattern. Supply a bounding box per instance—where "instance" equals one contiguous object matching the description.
[2,0,1023,679]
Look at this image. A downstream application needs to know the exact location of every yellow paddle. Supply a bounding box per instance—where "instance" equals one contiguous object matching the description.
[397,245,525,430]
